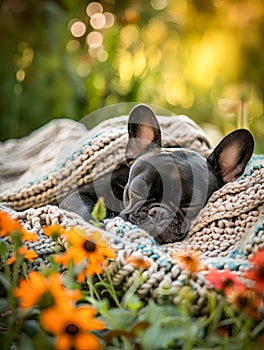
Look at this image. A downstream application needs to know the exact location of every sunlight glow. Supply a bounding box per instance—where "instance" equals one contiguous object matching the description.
[187,30,239,87]
[133,51,147,77]
[120,25,139,47]
[119,52,133,81]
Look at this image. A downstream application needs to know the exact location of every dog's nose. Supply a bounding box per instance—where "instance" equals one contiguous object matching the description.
[148,208,157,217]
[119,212,128,221]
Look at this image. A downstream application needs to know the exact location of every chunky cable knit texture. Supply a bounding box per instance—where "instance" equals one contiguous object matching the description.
[1,116,263,313]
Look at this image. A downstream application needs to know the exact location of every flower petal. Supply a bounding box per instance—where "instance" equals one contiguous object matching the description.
[74,332,102,350]
[55,333,72,350]
[40,306,67,334]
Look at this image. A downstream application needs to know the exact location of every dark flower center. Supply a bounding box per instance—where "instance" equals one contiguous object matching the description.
[66,323,79,335]
[258,266,264,279]
[237,296,251,309]
[84,240,96,252]
[224,278,234,287]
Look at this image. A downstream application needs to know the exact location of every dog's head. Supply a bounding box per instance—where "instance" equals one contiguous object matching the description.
[120,104,254,244]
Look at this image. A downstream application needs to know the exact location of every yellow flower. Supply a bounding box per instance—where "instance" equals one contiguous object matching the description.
[40,303,105,350]
[7,245,38,265]
[171,249,204,274]
[56,229,116,277]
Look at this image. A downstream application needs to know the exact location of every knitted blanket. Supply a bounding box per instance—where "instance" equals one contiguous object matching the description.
[1,116,264,313]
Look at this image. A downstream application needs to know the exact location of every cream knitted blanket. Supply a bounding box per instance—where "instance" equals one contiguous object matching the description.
[1,116,263,312]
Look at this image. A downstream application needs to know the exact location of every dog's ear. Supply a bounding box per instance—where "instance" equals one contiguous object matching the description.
[207,129,254,183]
[125,104,162,163]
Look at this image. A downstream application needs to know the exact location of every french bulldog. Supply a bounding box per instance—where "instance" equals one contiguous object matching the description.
[119,104,254,244]
[60,104,254,244]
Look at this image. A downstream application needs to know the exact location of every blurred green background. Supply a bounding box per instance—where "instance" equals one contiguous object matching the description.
[0,0,263,151]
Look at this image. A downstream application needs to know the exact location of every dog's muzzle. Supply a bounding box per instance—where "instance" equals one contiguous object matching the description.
[120,203,190,244]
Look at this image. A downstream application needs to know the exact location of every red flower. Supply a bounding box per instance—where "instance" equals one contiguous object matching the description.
[245,250,264,293]
[206,268,245,294]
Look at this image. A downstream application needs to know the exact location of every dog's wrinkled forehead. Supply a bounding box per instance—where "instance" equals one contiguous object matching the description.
[128,149,181,184]
[128,147,207,180]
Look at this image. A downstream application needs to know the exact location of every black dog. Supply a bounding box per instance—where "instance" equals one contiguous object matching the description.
[60,104,254,244]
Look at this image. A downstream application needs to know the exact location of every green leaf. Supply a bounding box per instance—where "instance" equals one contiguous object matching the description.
[0,298,10,314]
[126,294,144,311]
[91,197,107,222]
[22,320,40,337]
[17,332,35,350]
[137,301,205,350]
[0,332,9,350]
[0,273,12,291]
[103,308,137,330]
[0,242,8,255]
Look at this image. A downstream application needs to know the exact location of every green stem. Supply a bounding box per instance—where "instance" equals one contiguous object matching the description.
[122,271,143,308]
[103,269,122,308]
[87,276,100,300]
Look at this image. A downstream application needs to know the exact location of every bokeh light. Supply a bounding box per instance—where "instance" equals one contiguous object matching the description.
[16,69,25,82]
[86,2,103,17]
[1,0,264,152]
[97,48,108,62]
[86,31,103,49]
[151,0,167,11]
[70,20,86,38]
[90,13,106,30]
[66,40,80,52]
[104,12,115,28]
[77,61,91,78]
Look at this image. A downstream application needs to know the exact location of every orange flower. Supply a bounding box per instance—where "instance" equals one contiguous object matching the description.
[40,303,105,350]
[43,224,66,238]
[0,211,23,237]
[171,250,203,274]
[57,228,116,277]
[14,271,48,308]
[21,230,37,242]
[227,288,262,320]
[206,268,245,294]
[125,254,151,271]
[48,272,82,305]
[245,250,264,293]
[7,245,38,265]
[14,271,81,309]
[0,211,37,241]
